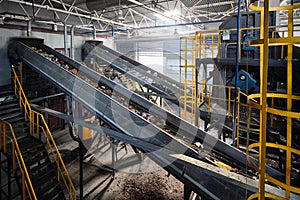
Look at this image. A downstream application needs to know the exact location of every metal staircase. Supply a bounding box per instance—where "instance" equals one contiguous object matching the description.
[17,135,66,200]
[0,84,31,199]
[0,85,27,131]
[0,67,76,200]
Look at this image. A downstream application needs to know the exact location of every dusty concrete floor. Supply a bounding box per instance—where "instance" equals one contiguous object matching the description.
[53,129,184,200]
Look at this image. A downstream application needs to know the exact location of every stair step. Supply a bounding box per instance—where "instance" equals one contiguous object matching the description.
[19,140,44,152]
[39,185,65,200]
[30,164,55,183]
[0,102,19,111]
[1,112,23,120]
[24,153,48,168]
[0,90,14,99]
[4,116,25,124]
[6,126,28,134]
[28,159,51,175]
[35,178,59,197]
[0,98,18,107]
[0,108,21,116]
[32,175,57,193]
[12,121,28,129]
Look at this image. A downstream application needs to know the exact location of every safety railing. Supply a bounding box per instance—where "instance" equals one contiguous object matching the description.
[198,81,248,142]
[180,36,197,124]
[30,111,76,199]
[246,94,300,200]
[195,31,221,60]
[198,81,262,149]
[198,82,241,118]
[246,2,300,199]
[12,66,31,121]
[12,66,76,200]
[0,120,36,200]
[235,103,260,150]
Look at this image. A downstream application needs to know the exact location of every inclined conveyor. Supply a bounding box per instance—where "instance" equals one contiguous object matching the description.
[82,41,183,105]
[8,38,296,200]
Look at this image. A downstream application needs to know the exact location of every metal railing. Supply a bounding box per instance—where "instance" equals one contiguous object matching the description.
[12,66,76,200]
[0,120,37,200]
[12,66,31,122]
[246,2,300,199]
[180,36,197,124]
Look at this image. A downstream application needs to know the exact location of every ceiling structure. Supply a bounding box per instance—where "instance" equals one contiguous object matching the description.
[0,0,298,37]
[0,0,242,36]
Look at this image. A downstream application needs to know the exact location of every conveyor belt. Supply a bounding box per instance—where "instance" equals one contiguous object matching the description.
[82,41,183,105]
[9,38,292,199]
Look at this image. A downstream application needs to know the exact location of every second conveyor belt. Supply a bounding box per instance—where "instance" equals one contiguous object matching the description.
[82,41,183,105]
[9,38,295,200]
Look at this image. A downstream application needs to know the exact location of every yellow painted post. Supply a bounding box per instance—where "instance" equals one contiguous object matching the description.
[37,114,40,139]
[57,161,60,181]
[285,8,294,199]
[258,1,269,199]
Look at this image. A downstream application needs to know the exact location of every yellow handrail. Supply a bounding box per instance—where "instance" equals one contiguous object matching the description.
[30,111,76,199]
[0,120,37,200]
[12,67,31,122]
[11,66,76,200]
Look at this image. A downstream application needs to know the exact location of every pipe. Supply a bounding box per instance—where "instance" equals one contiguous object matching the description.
[232,0,242,147]
[93,26,96,40]
[27,19,32,36]
[70,26,75,59]
[64,23,68,56]
[245,0,249,12]
[66,96,79,142]
[96,19,225,35]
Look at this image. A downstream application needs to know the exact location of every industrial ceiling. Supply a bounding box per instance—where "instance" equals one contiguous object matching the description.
[0,0,297,37]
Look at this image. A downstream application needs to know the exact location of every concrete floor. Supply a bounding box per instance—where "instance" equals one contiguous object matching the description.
[53,129,184,200]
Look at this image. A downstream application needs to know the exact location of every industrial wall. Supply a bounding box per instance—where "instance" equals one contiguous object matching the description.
[115,36,181,81]
[0,27,113,86]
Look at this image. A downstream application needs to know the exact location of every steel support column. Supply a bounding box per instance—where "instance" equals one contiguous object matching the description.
[258,1,269,199]
[70,26,75,59]
[64,23,68,56]
[78,103,84,200]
